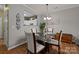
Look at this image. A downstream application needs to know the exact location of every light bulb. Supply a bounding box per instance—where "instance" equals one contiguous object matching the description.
[48,17,51,20]
[24,14,26,16]
[44,17,46,20]
[47,17,51,20]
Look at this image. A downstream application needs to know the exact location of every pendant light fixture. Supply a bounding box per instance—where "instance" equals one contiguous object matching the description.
[44,4,51,20]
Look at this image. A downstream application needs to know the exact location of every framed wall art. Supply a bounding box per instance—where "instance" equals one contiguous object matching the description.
[24,15,37,26]
[16,13,21,30]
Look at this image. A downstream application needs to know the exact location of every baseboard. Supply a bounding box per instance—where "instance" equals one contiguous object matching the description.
[8,41,27,50]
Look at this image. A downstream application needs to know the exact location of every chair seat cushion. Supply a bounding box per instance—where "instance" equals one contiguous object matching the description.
[36,42,45,53]
[47,39,58,45]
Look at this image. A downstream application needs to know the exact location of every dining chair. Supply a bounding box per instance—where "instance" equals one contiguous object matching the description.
[32,28,37,34]
[46,30,62,53]
[25,30,45,54]
[47,28,53,34]
[57,30,62,53]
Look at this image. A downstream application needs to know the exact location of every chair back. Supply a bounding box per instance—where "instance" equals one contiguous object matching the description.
[32,28,37,34]
[25,30,36,53]
[47,28,53,34]
[58,30,62,54]
[55,31,62,40]
[59,30,62,45]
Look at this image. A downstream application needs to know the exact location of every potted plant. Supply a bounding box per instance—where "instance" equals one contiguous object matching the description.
[39,22,46,34]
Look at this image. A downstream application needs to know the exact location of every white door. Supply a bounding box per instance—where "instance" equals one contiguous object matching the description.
[0,17,2,38]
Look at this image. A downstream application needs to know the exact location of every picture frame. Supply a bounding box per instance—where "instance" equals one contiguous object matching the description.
[16,13,21,30]
[24,15,37,26]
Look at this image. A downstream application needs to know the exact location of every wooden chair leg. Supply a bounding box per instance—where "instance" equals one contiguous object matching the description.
[58,46,60,54]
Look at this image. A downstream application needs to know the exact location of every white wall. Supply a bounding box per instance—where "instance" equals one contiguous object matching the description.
[8,4,41,48]
[8,4,79,48]
[49,7,79,39]
[8,4,34,48]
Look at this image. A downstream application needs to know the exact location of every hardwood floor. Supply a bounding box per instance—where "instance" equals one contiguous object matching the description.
[49,42,79,54]
[0,38,27,54]
[0,38,79,54]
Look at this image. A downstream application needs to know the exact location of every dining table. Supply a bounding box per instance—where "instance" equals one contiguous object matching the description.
[35,33,60,53]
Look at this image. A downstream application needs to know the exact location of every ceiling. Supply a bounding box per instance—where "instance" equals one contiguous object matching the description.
[0,4,79,16]
[24,4,79,15]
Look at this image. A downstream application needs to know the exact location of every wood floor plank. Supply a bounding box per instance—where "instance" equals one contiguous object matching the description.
[0,38,79,54]
[0,38,27,54]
